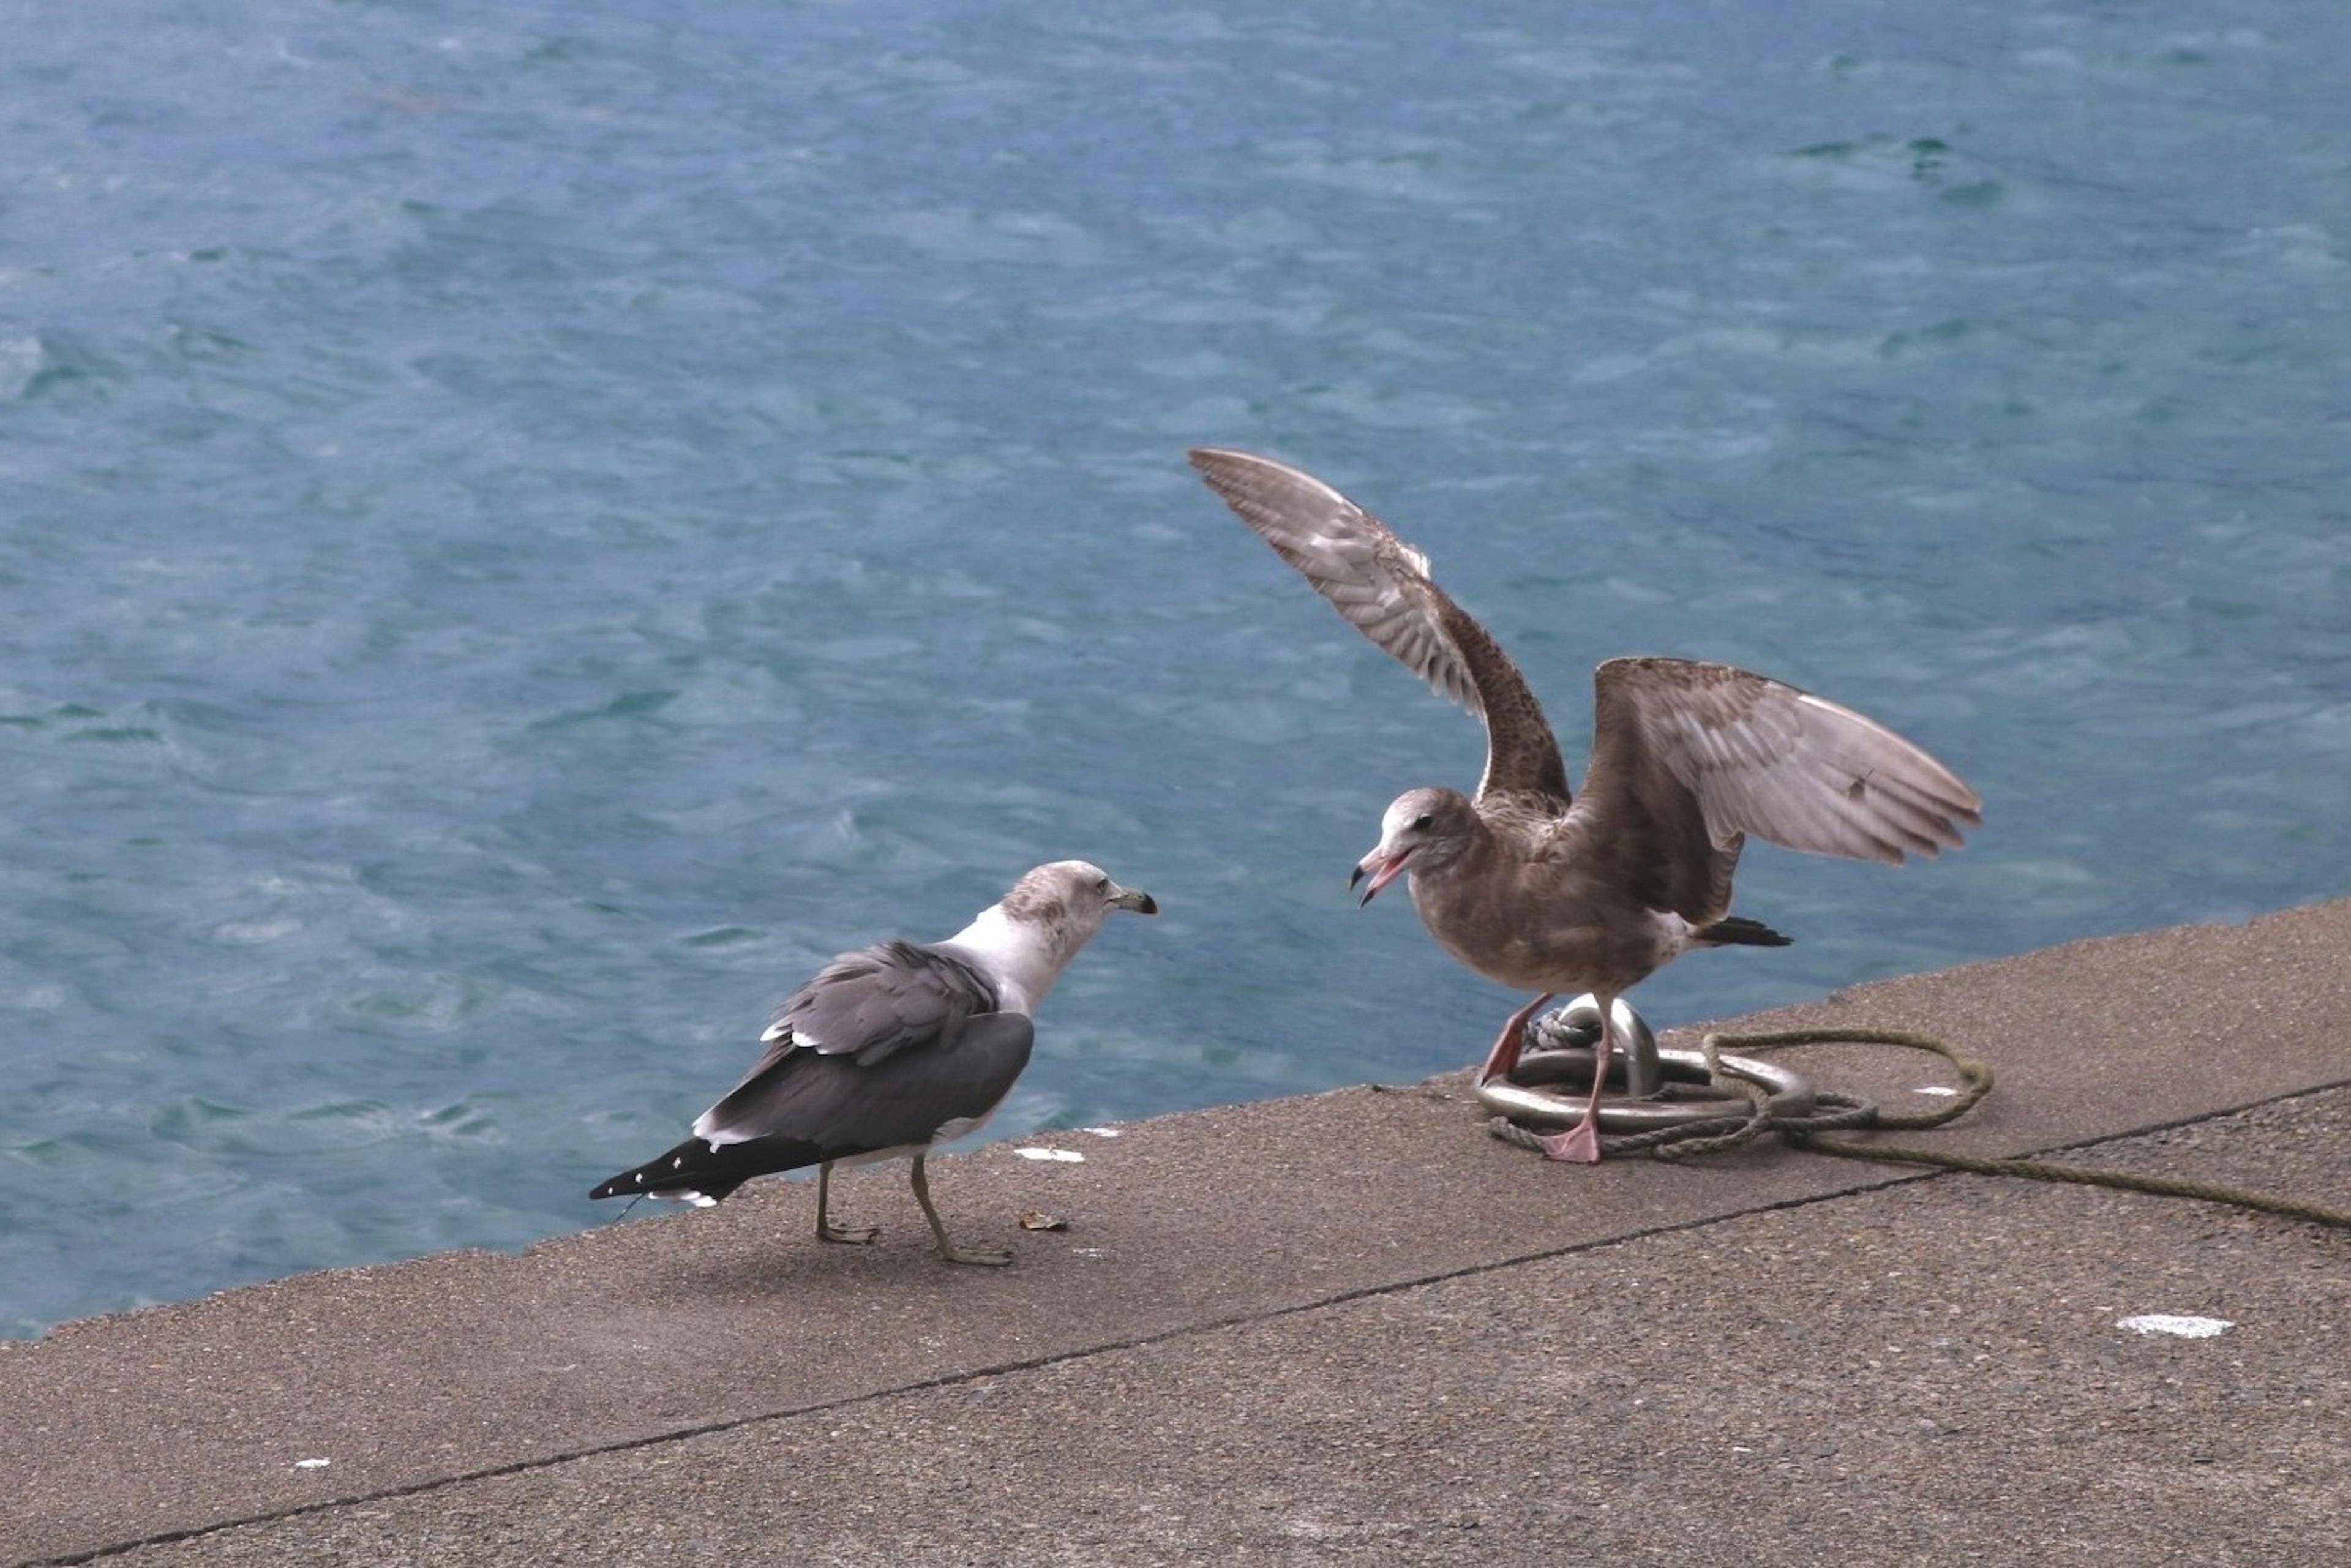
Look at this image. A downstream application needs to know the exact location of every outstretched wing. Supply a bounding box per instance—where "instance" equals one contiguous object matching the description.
[1189,447,1570,807]
[1576,656,1981,922]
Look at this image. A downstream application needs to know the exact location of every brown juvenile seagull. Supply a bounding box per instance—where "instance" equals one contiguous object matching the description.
[1190,448,1981,1163]
[591,861,1157,1263]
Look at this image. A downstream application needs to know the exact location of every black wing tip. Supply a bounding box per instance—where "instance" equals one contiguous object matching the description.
[591,1129,852,1205]
[588,1165,689,1202]
[588,1171,730,1206]
[1701,917,1794,948]
[587,1158,655,1201]
[588,1137,751,1204]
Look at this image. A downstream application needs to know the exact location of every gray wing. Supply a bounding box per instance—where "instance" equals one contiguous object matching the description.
[688,939,999,1141]
[692,1011,1037,1155]
[1189,447,1572,806]
[774,940,997,1065]
[1575,656,1982,922]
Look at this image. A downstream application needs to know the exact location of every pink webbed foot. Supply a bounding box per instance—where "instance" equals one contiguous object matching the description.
[1477,992,1557,1084]
[1538,995,1619,1163]
[1539,1119,1605,1165]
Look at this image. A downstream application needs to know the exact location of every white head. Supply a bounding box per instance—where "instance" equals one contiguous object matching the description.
[1000,859,1158,935]
[1351,788,1480,906]
[943,860,1158,1014]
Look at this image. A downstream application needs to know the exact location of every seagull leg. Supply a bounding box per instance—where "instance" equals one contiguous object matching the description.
[907,1153,1011,1267]
[1539,994,1615,1164]
[1476,992,1558,1084]
[816,1160,880,1245]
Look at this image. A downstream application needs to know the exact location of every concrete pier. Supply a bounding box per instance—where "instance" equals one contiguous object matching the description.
[7,900,2349,1565]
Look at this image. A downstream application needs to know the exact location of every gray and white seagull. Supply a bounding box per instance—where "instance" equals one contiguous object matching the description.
[1190,447,1981,1163]
[591,861,1157,1264]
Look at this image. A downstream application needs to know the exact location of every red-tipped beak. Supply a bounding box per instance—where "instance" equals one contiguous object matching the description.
[1349,846,1412,907]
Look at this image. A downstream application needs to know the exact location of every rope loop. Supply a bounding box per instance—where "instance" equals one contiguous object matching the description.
[1483,1024,2351,1231]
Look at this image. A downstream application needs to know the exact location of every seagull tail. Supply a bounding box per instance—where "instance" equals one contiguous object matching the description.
[588,1134,825,1205]
[1695,916,1793,948]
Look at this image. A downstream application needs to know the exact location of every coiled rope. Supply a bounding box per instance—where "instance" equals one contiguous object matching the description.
[1485,1026,2351,1230]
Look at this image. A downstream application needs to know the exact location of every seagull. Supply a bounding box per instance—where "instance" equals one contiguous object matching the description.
[590,861,1158,1263]
[1190,447,1981,1163]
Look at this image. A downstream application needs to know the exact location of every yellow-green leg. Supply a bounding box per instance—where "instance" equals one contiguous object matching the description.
[907,1153,1010,1266]
[816,1160,879,1245]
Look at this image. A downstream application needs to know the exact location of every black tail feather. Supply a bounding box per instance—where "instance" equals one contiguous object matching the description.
[589,1133,854,1204]
[1697,915,1793,948]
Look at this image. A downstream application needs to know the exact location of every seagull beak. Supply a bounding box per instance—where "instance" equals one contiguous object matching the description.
[1108,882,1160,916]
[1351,846,1411,907]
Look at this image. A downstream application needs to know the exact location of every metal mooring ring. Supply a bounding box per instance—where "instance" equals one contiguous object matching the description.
[1475,994,1817,1133]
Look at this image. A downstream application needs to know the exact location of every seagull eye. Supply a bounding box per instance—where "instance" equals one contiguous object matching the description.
[1094,877,1111,895]
[1411,813,1433,831]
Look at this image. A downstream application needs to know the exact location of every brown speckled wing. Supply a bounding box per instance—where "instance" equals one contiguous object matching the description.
[1580,656,1982,920]
[1188,447,1571,806]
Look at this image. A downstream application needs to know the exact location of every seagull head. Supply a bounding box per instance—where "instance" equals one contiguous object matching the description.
[950,861,1160,1016]
[1002,860,1160,935]
[1351,787,1475,907]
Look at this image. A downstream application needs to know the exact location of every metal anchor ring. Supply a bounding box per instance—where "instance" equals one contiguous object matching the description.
[1474,994,1817,1133]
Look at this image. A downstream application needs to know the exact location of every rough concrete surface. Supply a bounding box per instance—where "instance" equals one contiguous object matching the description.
[6,899,2349,1566]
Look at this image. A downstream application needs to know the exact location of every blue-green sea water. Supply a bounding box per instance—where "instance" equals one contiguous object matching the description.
[2,0,2346,1337]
